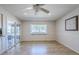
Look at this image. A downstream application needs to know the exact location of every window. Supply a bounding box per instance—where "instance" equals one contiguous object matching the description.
[30,24,47,34]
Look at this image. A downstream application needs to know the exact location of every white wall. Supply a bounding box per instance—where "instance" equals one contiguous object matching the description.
[21,21,56,41]
[56,7,79,53]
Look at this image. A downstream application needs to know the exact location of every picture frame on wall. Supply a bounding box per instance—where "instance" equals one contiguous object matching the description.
[65,16,78,31]
[0,14,3,36]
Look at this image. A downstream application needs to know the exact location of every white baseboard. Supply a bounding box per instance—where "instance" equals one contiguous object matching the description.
[56,40,79,54]
[21,39,55,41]
[21,39,56,42]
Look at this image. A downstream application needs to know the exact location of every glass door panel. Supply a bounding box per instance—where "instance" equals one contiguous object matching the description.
[15,24,20,43]
[7,20,15,49]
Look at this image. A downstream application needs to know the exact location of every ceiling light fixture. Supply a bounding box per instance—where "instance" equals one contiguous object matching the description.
[23,4,50,15]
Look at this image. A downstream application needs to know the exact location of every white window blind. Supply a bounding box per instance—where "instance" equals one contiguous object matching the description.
[30,24,47,35]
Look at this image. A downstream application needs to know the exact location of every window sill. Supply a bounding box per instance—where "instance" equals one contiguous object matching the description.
[31,33,48,35]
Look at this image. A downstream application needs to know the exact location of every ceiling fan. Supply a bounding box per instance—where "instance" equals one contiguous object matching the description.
[25,4,50,15]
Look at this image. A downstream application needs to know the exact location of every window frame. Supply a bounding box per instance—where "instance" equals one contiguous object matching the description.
[30,24,48,35]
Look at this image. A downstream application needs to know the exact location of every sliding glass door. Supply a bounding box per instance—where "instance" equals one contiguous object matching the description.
[7,20,15,48]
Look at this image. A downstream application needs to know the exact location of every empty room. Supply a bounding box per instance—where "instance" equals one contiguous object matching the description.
[0,4,79,55]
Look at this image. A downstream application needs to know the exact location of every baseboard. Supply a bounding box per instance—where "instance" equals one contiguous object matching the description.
[56,40,79,54]
[21,39,56,42]
[20,40,56,43]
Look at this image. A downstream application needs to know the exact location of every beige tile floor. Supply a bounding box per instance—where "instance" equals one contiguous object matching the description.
[3,41,79,55]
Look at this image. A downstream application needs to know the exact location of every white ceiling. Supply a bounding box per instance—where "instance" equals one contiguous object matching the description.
[0,4,79,21]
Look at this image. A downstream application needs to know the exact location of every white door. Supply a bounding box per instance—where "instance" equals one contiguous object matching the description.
[15,24,20,43]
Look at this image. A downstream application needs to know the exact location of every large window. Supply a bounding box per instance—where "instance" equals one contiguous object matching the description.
[30,24,47,34]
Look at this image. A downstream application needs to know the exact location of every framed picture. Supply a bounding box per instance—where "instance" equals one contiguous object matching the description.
[65,16,78,31]
[0,14,3,36]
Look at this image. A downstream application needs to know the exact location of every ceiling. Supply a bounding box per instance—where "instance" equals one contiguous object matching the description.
[0,4,79,21]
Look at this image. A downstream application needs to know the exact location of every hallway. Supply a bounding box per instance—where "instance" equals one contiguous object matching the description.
[3,41,78,55]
